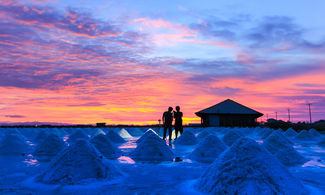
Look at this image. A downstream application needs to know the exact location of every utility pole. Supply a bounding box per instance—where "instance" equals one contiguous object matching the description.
[288,108,291,122]
[275,112,278,120]
[158,119,161,127]
[307,103,312,123]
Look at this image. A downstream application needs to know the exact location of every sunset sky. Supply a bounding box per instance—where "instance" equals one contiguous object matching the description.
[1,0,325,125]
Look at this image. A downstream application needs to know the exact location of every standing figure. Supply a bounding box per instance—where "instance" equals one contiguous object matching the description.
[174,106,183,139]
[162,107,173,141]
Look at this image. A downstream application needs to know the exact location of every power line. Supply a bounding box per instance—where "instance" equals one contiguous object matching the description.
[288,108,291,122]
[307,103,312,123]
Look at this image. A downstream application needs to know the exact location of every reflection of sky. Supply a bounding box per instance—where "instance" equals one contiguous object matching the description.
[23,154,40,167]
[1,0,325,125]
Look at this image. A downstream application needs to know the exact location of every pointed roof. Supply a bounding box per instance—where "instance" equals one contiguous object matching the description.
[196,99,263,116]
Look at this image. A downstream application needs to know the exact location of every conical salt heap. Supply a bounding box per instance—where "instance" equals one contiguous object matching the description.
[136,129,162,144]
[90,128,106,138]
[131,132,173,161]
[309,128,321,137]
[67,129,89,143]
[36,139,122,184]
[284,128,298,137]
[174,131,198,145]
[189,134,227,163]
[127,128,144,137]
[34,129,51,143]
[259,128,273,139]
[197,129,212,140]
[263,131,306,166]
[91,134,120,158]
[106,130,126,143]
[197,137,308,195]
[5,128,27,141]
[0,133,30,155]
[222,130,242,146]
[295,130,316,141]
[115,128,133,139]
[33,133,66,160]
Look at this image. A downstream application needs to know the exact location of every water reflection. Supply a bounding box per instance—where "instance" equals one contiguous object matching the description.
[26,140,35,147]
[63,135,69,142]
[118,156,135,164]
[23,154,40,167]
[118,138,138,149]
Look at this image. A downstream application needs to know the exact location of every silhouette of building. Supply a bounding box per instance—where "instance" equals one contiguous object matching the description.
[195,99,263,127]
[96,123,106,127]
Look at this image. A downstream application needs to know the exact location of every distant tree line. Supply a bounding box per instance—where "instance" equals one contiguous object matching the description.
[263,119,325,133]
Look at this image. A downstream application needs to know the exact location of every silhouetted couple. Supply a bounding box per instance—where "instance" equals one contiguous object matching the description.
[162,106,183,142]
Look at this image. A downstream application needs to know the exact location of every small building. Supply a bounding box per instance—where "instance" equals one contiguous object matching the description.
[195,99,263,127]
[96,123,106,127]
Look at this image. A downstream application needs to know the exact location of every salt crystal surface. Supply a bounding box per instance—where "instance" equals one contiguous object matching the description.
[295,130,316,141]
[309,128,321,137]
[174,131,197,145]
[115,128,133,139]
[136,129,162,144]
[0,133,30,155]
[33,133,66,160]
[106,130,125,143]
[263,131,306,166]
[91,134,120,158]
[36,139,122,184]
[131,133,173,161]
[189,134,227,163]
[68,129,89,143]
[222,130,241,146]
[284,128,298,137]
[197,137,308,195]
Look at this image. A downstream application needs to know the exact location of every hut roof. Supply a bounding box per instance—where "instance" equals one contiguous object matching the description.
[196,99,263,116]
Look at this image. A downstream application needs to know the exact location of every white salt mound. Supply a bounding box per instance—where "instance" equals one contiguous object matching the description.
[309,128,321,137]
[36,139,122,184]
[131,133,173,161]
[34,130,51,143]
[106,130,125,143]
[284,128,298,137]
[259,128,273,139]
[295,130,316,141]
[116,128,133,139]
[263,131,306,166]
[91,129,106,137]
[174,131,198,145]
[33,134,66,160]
[127,128,144,137]
[68,129,89,143]
[0,133,30,155]
[189,134,227,163]
[5,128,27,140]
[197,130,211,140]
[136,129,162,144]
[222,130,242,146]
[197,137,308,195]
[91,134,120,158]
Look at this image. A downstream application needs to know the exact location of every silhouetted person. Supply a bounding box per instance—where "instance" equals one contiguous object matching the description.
[174,106,183,139]
[163,107,173,141]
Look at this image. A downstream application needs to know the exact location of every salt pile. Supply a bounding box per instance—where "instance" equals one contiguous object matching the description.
[36,139,122,184]
[295,130,316,141]
[136,129,162,144]
[222,130,242,146]
[116,128,133,139]
[68,129,89,143]
[106,130,126,143]
[91,134,120,158]
[309,128,321,137]
[263,131,306,166]
[197,130,211,140]
[284,128,298,137]
[0,133,30,155]
[33,134,66,160]
[174,131,198,145]
[197,137,308,195]
[189,134,227,163]
[131,132,173,161]
[34,129,51,143]
[5,128,27,140]
[258,128,273,139]
[127,128,144,137]
[91,128,106,137]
